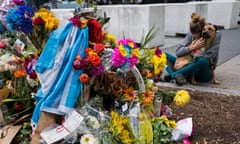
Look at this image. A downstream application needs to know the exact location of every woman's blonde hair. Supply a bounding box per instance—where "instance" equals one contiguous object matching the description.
[189,12,205,34]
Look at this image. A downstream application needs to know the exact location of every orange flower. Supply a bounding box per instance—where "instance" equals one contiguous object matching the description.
[146,72,153,78]
[141,90,154,106]
[75,55,81,60]
[85,48,93,55]
[89,53,101,66]
[13,69,26,78]
[79,73,90,83]
[94,43,105,53]
[153,86,159,93]
[123,87,138,102]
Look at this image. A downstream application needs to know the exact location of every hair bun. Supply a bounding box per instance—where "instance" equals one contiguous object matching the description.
[190,12,205,27]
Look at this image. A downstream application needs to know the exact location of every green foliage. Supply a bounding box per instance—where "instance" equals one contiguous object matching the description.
[152,118,174,144]
[136,26,160,72]
[12,122,32,144]
[99,121,119,144]
[155,90,176,105]
[97,12,111,27]
[139,25,160,49]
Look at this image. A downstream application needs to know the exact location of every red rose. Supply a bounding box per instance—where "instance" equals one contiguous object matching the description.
[29,71,37,79]
[94,43,105,53]
[33,17,45,26]
[70,16,82,27]
[87,19,103,43]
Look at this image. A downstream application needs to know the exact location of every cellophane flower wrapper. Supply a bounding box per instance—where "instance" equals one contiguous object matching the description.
[137,110,153,144]
[76,104,109,142]
[128,102,141,139]
[128,104,154,144]
[171,117,193,141]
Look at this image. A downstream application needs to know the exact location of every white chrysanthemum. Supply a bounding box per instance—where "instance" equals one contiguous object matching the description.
[80,133,99,144]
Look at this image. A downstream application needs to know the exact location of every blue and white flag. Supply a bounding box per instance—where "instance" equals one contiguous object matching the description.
[31,22,89,128]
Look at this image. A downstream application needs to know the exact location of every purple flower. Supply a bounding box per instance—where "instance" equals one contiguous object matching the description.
[91,64,104,76]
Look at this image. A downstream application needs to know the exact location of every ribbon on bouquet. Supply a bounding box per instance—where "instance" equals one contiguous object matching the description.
[31,22,89,129]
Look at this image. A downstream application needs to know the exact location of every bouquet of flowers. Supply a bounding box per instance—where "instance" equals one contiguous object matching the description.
[0,3,60,127]
[5,5,59,54]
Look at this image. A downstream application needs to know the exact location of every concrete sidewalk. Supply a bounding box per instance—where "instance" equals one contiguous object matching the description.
[159,28,240,96]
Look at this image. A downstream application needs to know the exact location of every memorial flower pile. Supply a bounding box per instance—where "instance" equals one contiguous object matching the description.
[0,1,194,143]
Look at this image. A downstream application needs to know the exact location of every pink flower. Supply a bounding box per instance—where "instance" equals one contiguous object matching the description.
[70,16,82,27]
[155,47,162,57]
[112,48,126,67]
[128,55,138,67]
[183,139,191,144]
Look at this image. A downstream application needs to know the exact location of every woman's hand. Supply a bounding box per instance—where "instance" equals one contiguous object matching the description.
[188,38,205,51]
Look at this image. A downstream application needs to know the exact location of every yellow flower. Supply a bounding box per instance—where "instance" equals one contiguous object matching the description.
[151,52,167,75]
[131,49,140,58]
[165,120,177,129]
[80,17,88,28]
[46,21,55,31]
[33,8,59,32]
[38,8,48,13]
[119,45,128,56]
[105,33,117,47]
[169,120,177,129]
[110,112,136,144]
[174,90,191,107]
[88,50,97,56]
[128,41,134,48]
[120,130,132,143]
[76,0,83,4]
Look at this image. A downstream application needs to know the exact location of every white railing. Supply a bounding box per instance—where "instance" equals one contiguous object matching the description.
[52,1,240,45]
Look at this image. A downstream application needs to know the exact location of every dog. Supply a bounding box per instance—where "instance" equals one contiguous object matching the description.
[174,23,220,84]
